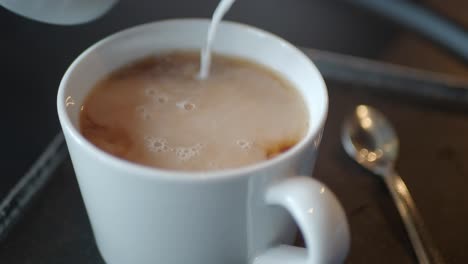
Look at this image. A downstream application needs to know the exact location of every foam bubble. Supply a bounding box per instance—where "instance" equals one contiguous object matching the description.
[175,143,203,161]
[156,95,168,104]
[175,147,196,161]
[192,143,204,155]
[135,105,152,120]
[236,139,252,150]
[144,87,157,97]
[143,113,151,120]
[145,136,169,153]
[176,100,196,111]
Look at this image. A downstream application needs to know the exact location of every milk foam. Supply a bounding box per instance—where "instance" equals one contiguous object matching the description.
[80,52,308,171]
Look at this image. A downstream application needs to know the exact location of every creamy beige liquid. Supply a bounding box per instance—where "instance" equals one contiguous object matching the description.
[80,52,308,171]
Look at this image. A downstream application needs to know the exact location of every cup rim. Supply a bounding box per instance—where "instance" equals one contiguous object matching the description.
[57,18,328,182]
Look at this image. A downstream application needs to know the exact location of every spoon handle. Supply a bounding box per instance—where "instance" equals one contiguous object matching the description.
[384,171,445,264]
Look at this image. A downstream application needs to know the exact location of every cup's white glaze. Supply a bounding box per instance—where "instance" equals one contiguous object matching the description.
[0,0,117,25]
[57,19,349,264]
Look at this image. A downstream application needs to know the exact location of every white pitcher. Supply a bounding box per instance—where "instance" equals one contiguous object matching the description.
[0,0,117,25]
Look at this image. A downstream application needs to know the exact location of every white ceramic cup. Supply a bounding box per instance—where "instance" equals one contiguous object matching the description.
[57,19,350,264]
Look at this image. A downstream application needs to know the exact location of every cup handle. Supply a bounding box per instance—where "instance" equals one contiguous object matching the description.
[253,176,350,264]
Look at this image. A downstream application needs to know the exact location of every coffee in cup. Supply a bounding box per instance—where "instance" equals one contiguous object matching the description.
[80,51,309,171]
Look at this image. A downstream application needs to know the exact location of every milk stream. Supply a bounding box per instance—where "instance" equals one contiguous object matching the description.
[198,0,236,80]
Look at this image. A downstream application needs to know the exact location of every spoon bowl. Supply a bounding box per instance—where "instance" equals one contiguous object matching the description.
[341,105,399,175]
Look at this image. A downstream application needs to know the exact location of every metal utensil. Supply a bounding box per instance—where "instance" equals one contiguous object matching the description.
[341,105,444,264]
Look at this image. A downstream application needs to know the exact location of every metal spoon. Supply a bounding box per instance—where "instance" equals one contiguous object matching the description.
[341,105,444,264]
